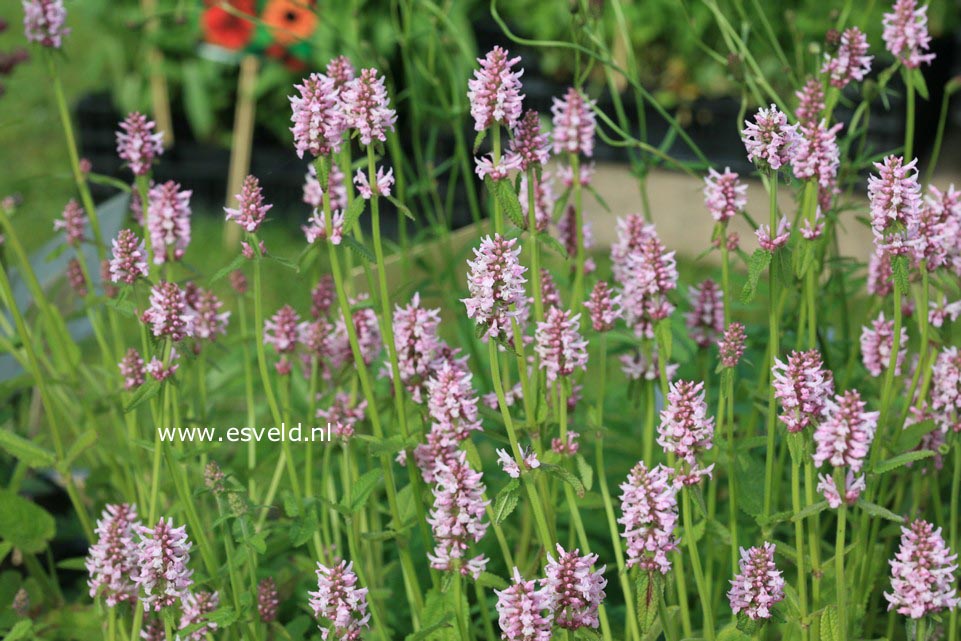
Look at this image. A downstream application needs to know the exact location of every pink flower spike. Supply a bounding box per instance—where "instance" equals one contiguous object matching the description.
[885,519,960,618]
[882,0,935,69]
[756,216,791,251]
[718,322,747,369]
[822,27,873,88]
[931,347,961,433]
[146,348,179,382]
[468,46,525,132]
[535,307,588,385]
[618,461,679,574]
[341,67,396,146]
[147,180,192,265]
[317,392,366,442]
[189,288,229,343]
[544,544,607,630]
[704,167,747,223]
[658,380,715,485]
[868,155,922,258]
[326,55,355,89]
[67,258,87,297]
[257,577,279,623]
[727,542,785,620]
[86,503,139,607]
[474,152,522,181]
[551,87,596,157]
[224,174,271,233]
[289,73,344,158]
[116,112,164,176]
[109,229,149,284]
[795,77,825,128]
[264,305,300,355]
[118,348,146,390]
[509,110,550,170]
[132,517,193,612]
[771,349,835,433]
[584,281,621,332]
[22,0,69,48]
[308,560,371,640]
[812,389,878,471]
[303,209,345,245]
[426,451,490,578]
[304,163,347,211]
[495,568,553,641]
[54,199,86,246]
[741,104,800,172]
[141,281,192,341]
[179,591,220,641]
[354,166,394,199]
[817,470,866,508]
[462,234,527,343]
[860,311,908,377]
[685,279,724,349]
[496,447,540,478]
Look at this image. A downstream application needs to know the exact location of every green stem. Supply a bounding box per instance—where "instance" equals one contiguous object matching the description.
[949,443,960,641]
[492,127,503,233]
[527,168,544,324]
[905,68,916,161]
[570,153,586,312]
[835,469,848,640]
[791,458,809,641]
[682,489,715,641]
[763,172,780,519]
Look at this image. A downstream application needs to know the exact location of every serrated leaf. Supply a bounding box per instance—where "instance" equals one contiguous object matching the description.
[346,469,383,514]
[4,620,34,641]
[342,196,366,233]
[820,605,841,641]
[857,499,905,522]
[575,454,593,491]
[786,432,803,465]
[206,607,239,627]
[341,236,377,264]
[535,232,568,258]
[492,479,521,525]
[541,463,585,497]
[875,450,934,475]
[289,509,319,547]
[473,129,487,153]
[0,490,56,553]
[912,68,929,101]
[891,255,910,294]
[0,430,55,468]
[387,195,415,221]
[736,611,762,635]
[485,177,525,229]
[210,254,247,284]
[64,430,98,467]
[476,571,508,590]
[741,249,772,303]
[655,319,672,361]
[636,571,663,633]
[792,500,829,522]
[124,379,161,412]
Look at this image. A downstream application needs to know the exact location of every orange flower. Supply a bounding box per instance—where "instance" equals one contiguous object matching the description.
[261,0,318,46]
[201,0,256,51]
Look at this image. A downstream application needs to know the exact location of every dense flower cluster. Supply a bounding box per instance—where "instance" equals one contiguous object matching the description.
[116,112,164,176]
[882,0,935,69]
[257,577,279,623]
[756,216,792,251]
[885,519,959,618]
[54,199,86,246]
[612,216,677,339]
[685,279,724,348]
[771,349,834,433]
[290,73,344,158]
[148,180,192,264]
[535,307,588,384]
[308,561,370,641]
[741,104,799,172]
[658,380,715,485]
[860,312,908,377]
[727,542,785,620]
[703,167,747,223]
[109,229,149,284]
[618,461,679,573]
[179,591,220,641]
[584,281,621,332]
[496,568,553,641]
[510,109,550,170]
[22,0,70,48]
[354,166,394,199]
[141,281,192,341]
[822,26,873,88]
[930,347,961,433]
[463,235,528,342]
[867,155,922,258]
[468,46,524,132]
[225,174,271,232]
[303,208,346,245]
[132,518,193,611]
[544,544,606,630]
[551,87,596,157]
[86,503,139,606]
[718,322,747,369]
[341,68,396,145]
[426,451,489,578]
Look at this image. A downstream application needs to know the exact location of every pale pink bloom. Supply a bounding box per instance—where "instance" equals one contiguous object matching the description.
[496,447,540,478]
[584,281,621,332]
[795,77,825,128]
[317,392,366,442]
[801,210,825,240]
[552,431,580,457]
[311,275,335,319]
[558,162,595,188]
[308,560,371,640]
[510,109,550,170]
[929,297,961,328]
[817,471,866,508]
[822,27,873,88]
[535,307,588,384]
[756,216,791,251]
[474,152,522,181]
[264,305,300,355]
[118,348,145,390]
[54,199,86,246]
[703,167,747,223]
[224,174,271,232]
[86,504,140,606]
[614,219,677,339]
[467,46,525,131]
[353,166,394,199]
[146,349,179,382]
[868,155,922,258]
[658,380,715,485]
[109,229,149,284]
[426,451,490,578]
[326,55,355,89]
[813,389,878,471]
[148,181,192,265]
[303,209,345,245]
[931,347,961,433]
[772,349,835,433]
[241,239,267,260]
[188,288,229,343]
[618,461,678,574]
[390,293,443,402]
[132,518,193,612]
[885,519,960,618]
[718,322,747,369]
[141,281,192,341]
[860,312,907,377]
[22,0,69,48]
[544,544,606,630]
[728,542,785,620]
[685,279,724,348]
[741,104,800,171]
[304,163,347,211]
[552,87,596,157]
[67,258,87,297]
[462,235,528,343]
[620,349,678,382]
[341,67,396,146]
[868,249,894,297]
[289,73,344,158]
[882,0,935,69]
[414,360,481,482]
[179,591,219,641]
[495,568,553,641]
[116,112,164,176]
[792,120,842,211]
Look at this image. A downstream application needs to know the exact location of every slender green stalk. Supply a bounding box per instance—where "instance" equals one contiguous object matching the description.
[527,168,544,324]
[790,456,809,641]
[949,443,960,641]
[723,374,739,575]
[763,173,780,519]
[492,127,503,232]
[904,68,916,161]
[570,153,586,311]
[835,468,848,639]
[682,489,714,640]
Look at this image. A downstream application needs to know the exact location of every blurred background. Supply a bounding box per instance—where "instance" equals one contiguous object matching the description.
[1,0,959,258]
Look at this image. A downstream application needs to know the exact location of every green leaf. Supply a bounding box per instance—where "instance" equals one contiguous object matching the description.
[741,249,772,303]
[535,232,568,258]
[56,556,88,570]
[473,129,487,153]
[792,500,829,522]
[361,529,405,542]
[342,196,367,233]
[820,605,841,641]
[0,490,56,553]
[87,172,132,192]
[912,68,929,101]
[786,432,803,465]
[206,607,239,627]
[4,620,34,641]
[492,479,521,525]
[655,319,672,361]
[635,571,663,633]
[0,430,55,468]
[857,499,905,523]
[209,254,245,285]
[485,176,525,229]
[289,509,319,547]
[875,450,934,475]
[387,195,416,221]
[541,463,585,497]
[476,571,508,590]
[575,454,594,492]
[124,379,161,412]
[64,430,98,467]
[735,453,765,517]
[346,469,383,514]
[736,611,762,635]
[717,623,752,641]
[341,236,377,264]
[891,255,910,294]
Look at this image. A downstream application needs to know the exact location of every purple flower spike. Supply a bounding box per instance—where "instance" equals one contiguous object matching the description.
[468,46,525,132]
[728,542,785,620]
[704,167,747,223]
[308,560,371,641]
[544,544,606,630]
[257,577,279,623]
[551,87,596,157]
[109,229,149,284]
[535,307,588,385]
[148,180,192,265]
[316,392,366,442]
[882,0,935,69]
[718,322,747,369]
[510,109,550,170]
[342,67,396,146]
[225,175,272,233]
[86,503,140,607]
[22,0,69,49]
[584,281,621,332]
[189,288,229,343]
[658,380,715,485]
[326,55,355,89]
[795,77,825,128]
[495,568,553,641]
[264,304,300,356]
[54,199,86,246]
[756,216,791,252]
[290,73,345,158]
[823,27,873,88]
[426,451,490,579]
[618,461,679,574]
[860,312,907,377]
[868,155,923,258]
[118,348,145,390]
[354,166,394,199]
[931,347,961,433]
[685,279,724,349]
[179,591,220,641]
[771,349,835,433]
[813,389,878,472]
[885,519,960,618]
[116,112,164,176]
[132,517,193,612]
[462,234,528,343]
[741,104,800,172]
[141,281,192,342]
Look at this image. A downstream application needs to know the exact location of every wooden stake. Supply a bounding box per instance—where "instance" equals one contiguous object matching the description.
[223,55,261,248]
[140,0,174,147]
